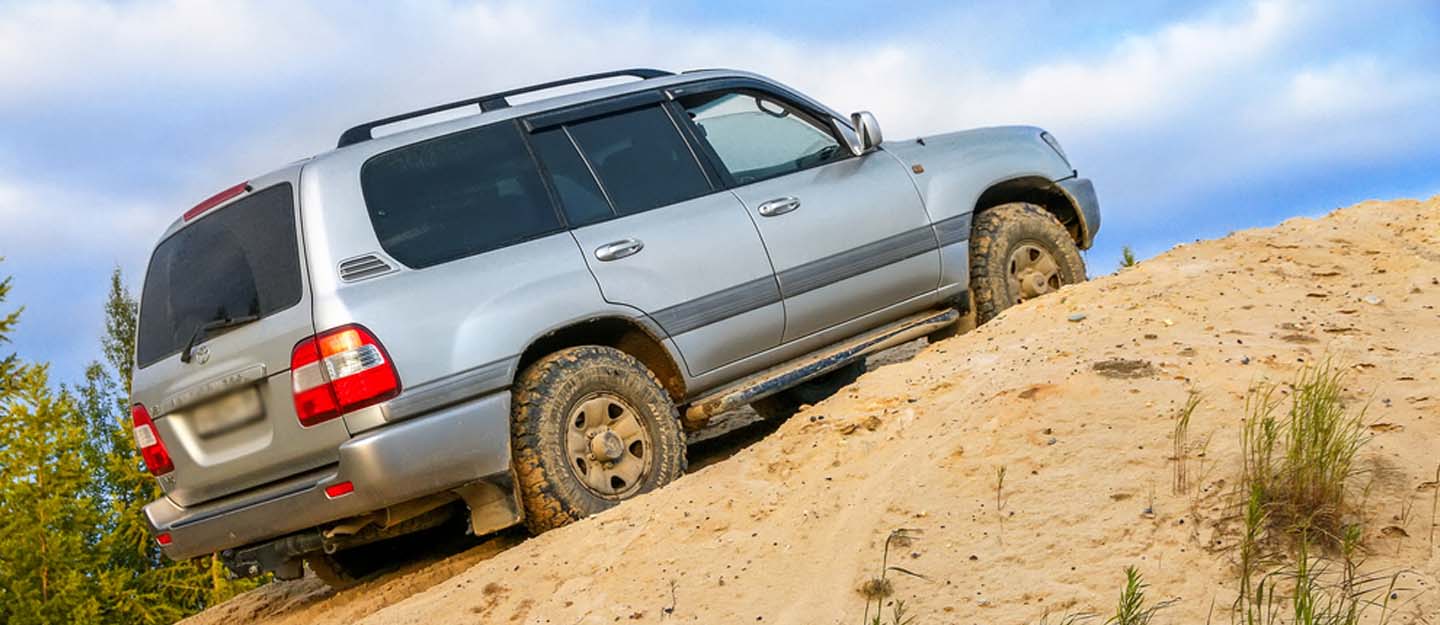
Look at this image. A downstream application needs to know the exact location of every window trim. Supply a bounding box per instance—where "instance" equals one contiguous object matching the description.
[520,100,721,226]
[670,82,855,189]
[358,121,569,270]
[520,123,620,227]
[523,90,668,133]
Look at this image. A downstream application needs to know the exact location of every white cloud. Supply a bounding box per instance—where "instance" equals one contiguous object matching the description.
[1,0,1438,377]
[0,176,171,262]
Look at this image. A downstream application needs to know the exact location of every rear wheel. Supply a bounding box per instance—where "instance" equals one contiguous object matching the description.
[969,202,1086,325]
[511,346,686,534]
[303,510,469,589]
[750,359,866,420]
[305,551,367,589]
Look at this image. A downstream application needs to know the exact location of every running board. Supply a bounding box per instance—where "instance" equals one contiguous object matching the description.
[683,308,959,427]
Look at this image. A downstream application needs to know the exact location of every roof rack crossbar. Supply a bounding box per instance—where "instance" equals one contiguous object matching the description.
[336,68,674,148]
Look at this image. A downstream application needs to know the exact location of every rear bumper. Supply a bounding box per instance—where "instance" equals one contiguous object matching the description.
[146,391,513,560]
[1057,176,1101,249]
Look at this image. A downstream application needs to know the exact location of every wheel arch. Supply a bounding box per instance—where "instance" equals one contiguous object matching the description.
[972,176,1092,249]
[515,315,687,403]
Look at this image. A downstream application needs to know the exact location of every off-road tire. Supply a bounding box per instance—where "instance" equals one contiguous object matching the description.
[305,552,366,589]
[302,513,461,588]
[511,346,686,534]
[750,360,866,420]
[969,202,1086,325]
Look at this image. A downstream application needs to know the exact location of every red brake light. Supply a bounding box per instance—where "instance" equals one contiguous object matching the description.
[324,481,355,499]
[182,181,250,221]
[155,532,173,546]
[290,324,400,427]
[131,404,174,476]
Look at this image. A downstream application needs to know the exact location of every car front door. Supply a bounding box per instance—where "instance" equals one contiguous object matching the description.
[672,85,939,343]
[524,101,784,376]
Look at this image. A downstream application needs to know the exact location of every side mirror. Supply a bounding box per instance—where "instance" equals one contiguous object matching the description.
[852,111,883,151]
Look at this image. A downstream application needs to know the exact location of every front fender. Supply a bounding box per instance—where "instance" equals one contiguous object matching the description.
[883,126,1075,224]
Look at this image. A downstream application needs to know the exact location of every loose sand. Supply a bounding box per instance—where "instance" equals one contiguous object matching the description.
[181,197,1440,625]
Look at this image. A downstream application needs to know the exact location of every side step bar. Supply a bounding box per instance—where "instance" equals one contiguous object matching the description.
[683,307,959,426]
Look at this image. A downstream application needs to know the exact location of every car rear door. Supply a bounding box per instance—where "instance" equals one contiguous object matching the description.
[524,97,784,376]
[132,178,347,507]
[672,85,940,342]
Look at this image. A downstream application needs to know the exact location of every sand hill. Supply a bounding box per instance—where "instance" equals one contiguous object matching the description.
[181,197,1440,625]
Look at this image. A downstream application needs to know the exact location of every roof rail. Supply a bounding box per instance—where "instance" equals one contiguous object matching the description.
[336,68,674,148]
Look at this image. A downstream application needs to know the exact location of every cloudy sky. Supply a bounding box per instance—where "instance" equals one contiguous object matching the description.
[2,0,1438,382]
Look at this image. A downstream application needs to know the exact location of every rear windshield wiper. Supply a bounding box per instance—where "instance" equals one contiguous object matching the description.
[180,315,260,363]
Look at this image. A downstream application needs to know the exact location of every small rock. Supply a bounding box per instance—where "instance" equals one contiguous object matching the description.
[1240,355,1251,365]
[1361,294,1383,305]
[1047,437,1058,445]
[1067,312,1088,322]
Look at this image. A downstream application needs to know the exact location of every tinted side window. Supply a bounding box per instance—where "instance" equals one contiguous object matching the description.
[529,128,614,227]
[564,105,711,216]
[361,123,561,268]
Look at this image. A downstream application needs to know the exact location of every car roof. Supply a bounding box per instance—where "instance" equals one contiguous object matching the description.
[312,68,844,164]
[156,68,844,241]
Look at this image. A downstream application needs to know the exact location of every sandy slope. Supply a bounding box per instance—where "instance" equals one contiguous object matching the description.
[181,197,1440,625]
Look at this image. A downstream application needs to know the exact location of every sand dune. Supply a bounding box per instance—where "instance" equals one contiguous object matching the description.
[181,197,1440,625]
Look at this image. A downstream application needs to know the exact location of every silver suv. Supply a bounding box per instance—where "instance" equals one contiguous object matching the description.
[133,68,1099,584]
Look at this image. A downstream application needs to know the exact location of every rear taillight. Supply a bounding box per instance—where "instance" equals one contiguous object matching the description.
[131,404,174,476]
[290,324,400,427]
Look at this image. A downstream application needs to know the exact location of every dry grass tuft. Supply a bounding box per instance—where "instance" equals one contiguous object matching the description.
[1172,391,1202,495]
[858,529,927,625]
[1104,567,1175,625]
[1233,361,1403,625]
[1240,361,1369,545]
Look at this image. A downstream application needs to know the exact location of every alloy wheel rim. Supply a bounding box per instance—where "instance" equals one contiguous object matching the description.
[1006,242,1062,304]
[564,393,652,499]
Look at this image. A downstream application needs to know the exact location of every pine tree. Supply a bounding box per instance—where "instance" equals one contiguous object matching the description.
[0,263,262,624]
[0,259,22,392]
[78,268,260,623]
[0,365,107,625]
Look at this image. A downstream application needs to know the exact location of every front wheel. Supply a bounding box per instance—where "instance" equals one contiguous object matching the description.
[511,346,686,534]
[969,202,1086,325]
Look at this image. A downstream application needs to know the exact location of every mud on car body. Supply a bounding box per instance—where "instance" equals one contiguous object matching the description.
[132,68,1099,585]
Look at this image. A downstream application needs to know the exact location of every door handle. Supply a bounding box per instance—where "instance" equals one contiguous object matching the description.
[757,196,801,217]
[594,238,644,261]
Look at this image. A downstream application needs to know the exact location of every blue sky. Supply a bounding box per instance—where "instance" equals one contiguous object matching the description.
[1,0,1438,383]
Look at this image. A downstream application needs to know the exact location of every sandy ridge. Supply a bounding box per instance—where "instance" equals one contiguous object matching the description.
[182,197,1440,625]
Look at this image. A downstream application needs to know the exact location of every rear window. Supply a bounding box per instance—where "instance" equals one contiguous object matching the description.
[137,183,303,367]
[360,122,563,268]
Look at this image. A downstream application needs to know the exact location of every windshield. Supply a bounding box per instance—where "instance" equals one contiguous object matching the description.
[136,183,303,367]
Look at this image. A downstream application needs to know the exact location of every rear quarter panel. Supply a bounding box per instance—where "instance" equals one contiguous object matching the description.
[298,151,655,429]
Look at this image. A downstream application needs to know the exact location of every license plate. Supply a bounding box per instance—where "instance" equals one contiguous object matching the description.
[191,388,264,438]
